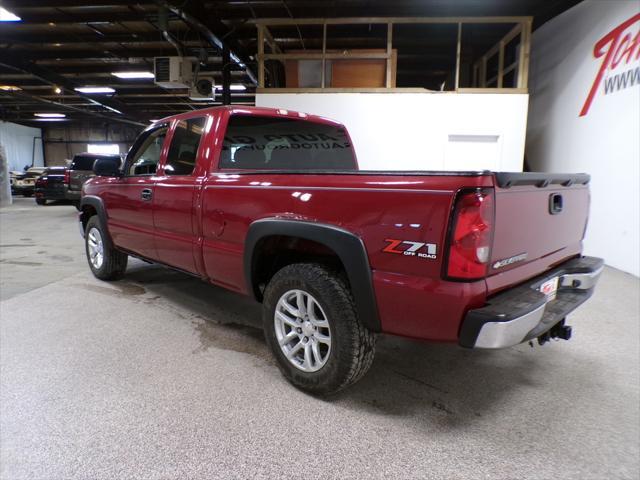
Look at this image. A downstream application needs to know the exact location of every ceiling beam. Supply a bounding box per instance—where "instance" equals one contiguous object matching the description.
[2,12,153,24]
[0,33,192,44]
[155,0,258,85]
[3,48,197,60]
[3,0,152,6]
[0,51,145,124]
[0,90,146,126]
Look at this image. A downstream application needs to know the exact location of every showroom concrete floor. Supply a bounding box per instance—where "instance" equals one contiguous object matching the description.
[1,197,639,480]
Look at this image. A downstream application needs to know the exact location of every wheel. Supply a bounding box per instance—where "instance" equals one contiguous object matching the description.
[262,263,376,395]
[35,198,46,205]
[84,216,128,281]
[74,201,81,211]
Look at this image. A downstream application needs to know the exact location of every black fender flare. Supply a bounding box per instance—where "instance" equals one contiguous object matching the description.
[244,218,381,332]
[80,195,114,247]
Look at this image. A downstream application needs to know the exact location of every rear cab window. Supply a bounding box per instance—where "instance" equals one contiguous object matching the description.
[70,155,99,171]
[219,114,356,170]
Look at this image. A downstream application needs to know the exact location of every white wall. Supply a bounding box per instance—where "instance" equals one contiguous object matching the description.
[0,122,44,172]
[527,1,640,276]
[256,93,529,172]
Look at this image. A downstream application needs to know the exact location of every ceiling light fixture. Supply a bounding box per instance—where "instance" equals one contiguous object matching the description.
[74,86,115,94]
[215,84,247,91]
[34,113,66,118]
[0,85,21,91]
[111,71,155,79]
[54,86,62,94]
[0,7,21,22]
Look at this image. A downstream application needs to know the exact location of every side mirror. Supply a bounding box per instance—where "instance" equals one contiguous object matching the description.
[93,158,122,177]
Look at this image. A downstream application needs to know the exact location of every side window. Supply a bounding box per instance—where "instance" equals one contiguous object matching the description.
[126,126,168,176]
[164,117,206,176]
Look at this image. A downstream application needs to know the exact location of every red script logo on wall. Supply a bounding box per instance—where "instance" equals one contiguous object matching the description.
[580,13,640,117]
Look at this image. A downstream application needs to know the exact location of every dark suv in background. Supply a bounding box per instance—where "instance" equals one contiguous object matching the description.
[66,153,121,207]
[35,166,68,205]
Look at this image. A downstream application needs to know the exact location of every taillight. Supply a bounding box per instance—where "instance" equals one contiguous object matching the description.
[445,188,495,280]
[64,170,70,185]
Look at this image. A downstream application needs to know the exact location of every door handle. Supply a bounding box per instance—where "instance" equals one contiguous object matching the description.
[141,188,153,201]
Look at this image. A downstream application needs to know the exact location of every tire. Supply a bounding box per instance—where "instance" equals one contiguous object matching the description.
[35,198,46,205]
[84,216,128,281]
[262,263,376,395]
[74,201,81,211]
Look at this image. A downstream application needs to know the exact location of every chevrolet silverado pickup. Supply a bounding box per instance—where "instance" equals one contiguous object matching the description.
[79,106,603,394]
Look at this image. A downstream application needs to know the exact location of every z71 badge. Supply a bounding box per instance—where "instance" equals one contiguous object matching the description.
[382,239,437,259]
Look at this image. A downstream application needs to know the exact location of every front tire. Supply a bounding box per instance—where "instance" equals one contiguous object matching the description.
[84,216,128,281]
[35,198,46,205]
[262,263,376,395]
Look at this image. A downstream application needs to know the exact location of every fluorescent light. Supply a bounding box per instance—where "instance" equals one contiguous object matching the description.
[0,7,21,22]
[215,84,247,91]
[111,71,154,79]
[34,113,66,118]
[88,144,119,155]
[75,86,115,94]
[0,85,21,91]
[33,118,68,122]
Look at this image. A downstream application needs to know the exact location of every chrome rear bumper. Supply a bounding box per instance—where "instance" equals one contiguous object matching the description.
[459,256,604,349]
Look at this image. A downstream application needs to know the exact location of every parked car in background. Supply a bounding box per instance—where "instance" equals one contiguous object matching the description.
[9,171,23,193]
[11,167,46,197]
[34,167,68,205]
[66,153,121,207]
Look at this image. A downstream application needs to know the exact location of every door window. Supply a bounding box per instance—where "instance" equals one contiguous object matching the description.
[126,125,168,176]
[164,117,206,176]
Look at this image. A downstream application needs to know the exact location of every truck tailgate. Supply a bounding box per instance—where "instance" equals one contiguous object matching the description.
[70,171,94,191]
[487,173,590,293]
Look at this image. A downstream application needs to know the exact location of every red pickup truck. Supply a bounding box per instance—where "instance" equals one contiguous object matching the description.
[79,106,603,394]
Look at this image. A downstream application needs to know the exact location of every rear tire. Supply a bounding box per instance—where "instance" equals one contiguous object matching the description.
[35,198,46,205]
[262,263,376,395]
[84,216,128,281]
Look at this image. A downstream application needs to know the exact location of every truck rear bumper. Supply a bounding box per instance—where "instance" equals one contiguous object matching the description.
[459,256,604,349]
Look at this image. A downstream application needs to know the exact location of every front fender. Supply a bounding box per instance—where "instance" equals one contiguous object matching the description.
[80,195,114,248]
